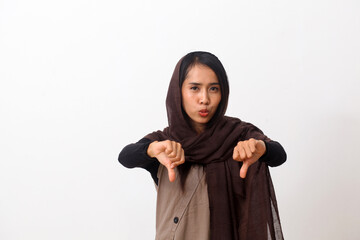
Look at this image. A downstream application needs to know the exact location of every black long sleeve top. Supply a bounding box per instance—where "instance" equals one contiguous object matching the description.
[118,138,286,185]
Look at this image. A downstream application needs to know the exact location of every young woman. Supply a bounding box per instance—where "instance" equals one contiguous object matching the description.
[119,51,286,240]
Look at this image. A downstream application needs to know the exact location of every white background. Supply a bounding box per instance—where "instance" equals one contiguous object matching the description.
[1,0,359,239]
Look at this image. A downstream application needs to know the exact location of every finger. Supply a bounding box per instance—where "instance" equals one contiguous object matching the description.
[240,162,249,178]
[233,146,240,161]
[239,144,247,160]
[164,140,173,155]
[166,141,175,158]
[170,160,181,168]
[249,138,256,153]
[171,148,185,168]
[175,142,182,160]
[176,148,185,166]
[244,142,253,159]
[181,149,185,164]
[167,166,176,182]
[168,142,181,163]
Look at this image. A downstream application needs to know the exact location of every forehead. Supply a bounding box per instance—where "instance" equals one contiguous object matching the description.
[183,64,219,84]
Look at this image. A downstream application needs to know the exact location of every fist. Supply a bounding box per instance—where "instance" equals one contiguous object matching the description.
[233,138,266,178]
[147,140,185,182]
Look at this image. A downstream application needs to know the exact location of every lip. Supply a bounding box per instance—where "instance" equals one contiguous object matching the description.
[199,109,209,117]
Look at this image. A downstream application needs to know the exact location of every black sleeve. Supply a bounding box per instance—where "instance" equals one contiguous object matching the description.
[118,138,160,185]
[258,140,287,167]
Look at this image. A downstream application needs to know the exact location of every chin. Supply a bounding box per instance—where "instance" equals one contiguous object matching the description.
[194,117,210,125]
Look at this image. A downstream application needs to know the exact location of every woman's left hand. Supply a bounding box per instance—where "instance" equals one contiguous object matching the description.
[232,138,266,178]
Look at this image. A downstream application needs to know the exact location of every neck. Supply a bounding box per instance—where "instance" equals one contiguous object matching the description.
[191,121,205,134]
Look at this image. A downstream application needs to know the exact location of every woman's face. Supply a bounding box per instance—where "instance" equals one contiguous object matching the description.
[181,64,221,133]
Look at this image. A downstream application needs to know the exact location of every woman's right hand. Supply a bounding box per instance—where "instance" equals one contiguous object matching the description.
[147,140,185,182]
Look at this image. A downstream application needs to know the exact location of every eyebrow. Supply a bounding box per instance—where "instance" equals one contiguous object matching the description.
[188,82,220,85]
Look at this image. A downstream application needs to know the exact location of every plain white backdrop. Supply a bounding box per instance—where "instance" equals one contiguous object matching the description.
[1,0,359,239]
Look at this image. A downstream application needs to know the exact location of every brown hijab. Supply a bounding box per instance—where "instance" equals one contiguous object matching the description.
[145,52,283,240]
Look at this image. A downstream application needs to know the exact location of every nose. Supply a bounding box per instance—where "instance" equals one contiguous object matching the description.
[200,90,209,105]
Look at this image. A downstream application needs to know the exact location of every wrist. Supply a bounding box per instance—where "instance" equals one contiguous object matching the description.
[258,140,268,160]
[257,140,266,156]
[147,141,158,158]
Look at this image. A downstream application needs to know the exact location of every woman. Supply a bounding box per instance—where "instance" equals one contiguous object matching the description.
[119,51,286,240]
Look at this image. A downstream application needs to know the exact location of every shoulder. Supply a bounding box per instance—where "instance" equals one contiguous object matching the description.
[144,127,170,141]
[225,115,263,127]
[223,116,268,140]
[223,116,254,128]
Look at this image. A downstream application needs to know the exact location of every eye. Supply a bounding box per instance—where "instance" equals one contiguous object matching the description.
[190,86,199,91]
[209,86,219,92]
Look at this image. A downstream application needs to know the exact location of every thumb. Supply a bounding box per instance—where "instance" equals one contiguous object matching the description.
[167,166,176,182]
[240,162,249,179]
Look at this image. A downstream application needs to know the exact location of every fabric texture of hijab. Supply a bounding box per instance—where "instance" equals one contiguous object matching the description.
[145,56,284,240]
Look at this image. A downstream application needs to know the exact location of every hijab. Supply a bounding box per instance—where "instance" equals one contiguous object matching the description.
[145,52,283,240]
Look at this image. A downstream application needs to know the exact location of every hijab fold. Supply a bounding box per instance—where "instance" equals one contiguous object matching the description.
[145,56,283,240]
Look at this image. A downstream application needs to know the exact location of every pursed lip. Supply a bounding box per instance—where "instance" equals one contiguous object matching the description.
[199,109,209,117]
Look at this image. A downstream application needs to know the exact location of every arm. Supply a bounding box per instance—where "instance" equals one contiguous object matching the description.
[118,138,160,184]
[233,139,287,178]
[259,140,287,167]
[118,138,186,183]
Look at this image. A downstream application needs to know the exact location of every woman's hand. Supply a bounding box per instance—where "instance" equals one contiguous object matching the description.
[147,140,185,182]
[233,138,266,178]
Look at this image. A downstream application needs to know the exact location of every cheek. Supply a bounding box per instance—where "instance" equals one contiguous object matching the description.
[181,90,192,111]
[217,96,222,105]
[213,94,221,108]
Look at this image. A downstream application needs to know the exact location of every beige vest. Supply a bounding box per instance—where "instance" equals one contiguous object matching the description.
[155,164,210,240]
